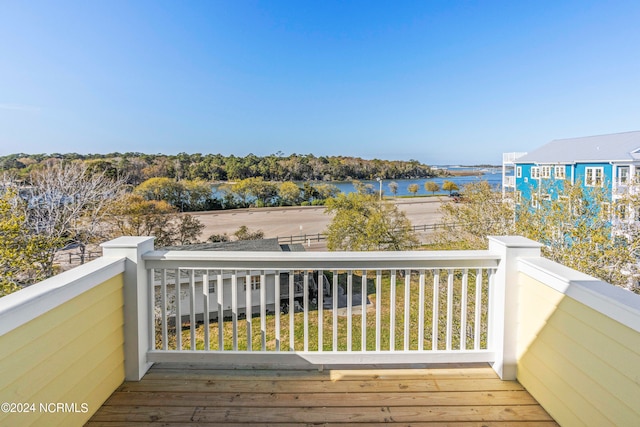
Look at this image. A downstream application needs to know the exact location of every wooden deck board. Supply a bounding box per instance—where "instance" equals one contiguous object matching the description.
[86,423,559,427]
[104,390,539,407]
[86,363,557,426]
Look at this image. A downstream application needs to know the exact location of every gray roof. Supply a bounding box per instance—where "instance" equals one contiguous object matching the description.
[517,131,640,163]
[161,238,305,252]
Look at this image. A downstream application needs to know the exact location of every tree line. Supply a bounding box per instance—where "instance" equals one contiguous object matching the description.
[0,152,438,185]
[3,159,638,296]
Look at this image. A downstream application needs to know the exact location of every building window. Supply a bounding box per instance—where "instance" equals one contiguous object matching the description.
[618,166,630,184]
[531,194,539,208]
[585,167,604,187]
[531,167,540,179]
[243,275,261,291]
[516,167,522,178]
[540,166,551,179]
[617,204,627,221]
[208,280,216,294]
[515,191,522,204]
[555,166,565,179]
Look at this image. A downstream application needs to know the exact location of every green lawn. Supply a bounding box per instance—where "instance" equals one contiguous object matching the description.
[160,270,490,352]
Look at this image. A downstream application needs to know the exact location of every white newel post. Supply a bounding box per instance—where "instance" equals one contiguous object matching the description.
[101,236,156,381]
[487,236,542,380]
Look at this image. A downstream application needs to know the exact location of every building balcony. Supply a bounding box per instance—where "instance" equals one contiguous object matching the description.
[1,236,639,426]
[503,152,528,164]
[503,175,516,188]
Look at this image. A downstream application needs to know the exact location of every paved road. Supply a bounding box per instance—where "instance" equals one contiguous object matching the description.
[192,197,445,250]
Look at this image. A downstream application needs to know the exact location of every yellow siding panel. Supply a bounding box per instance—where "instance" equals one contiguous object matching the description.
[31,345,126,426]
[0,275,123,359]
[0,285,123,392]
[519,349,613,426]
[9,314,123,401]
[516,274,564,359]
[528,329,638,425]
[549,307,640,386]
[517,362,586,426]
[560,296,640,352]
[517,274,640,427]
[59,361,124,426]
[0,274,125,427]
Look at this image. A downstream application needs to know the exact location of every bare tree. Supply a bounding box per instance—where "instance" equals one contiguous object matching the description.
[388,181,399,196]
[25,162,127,272]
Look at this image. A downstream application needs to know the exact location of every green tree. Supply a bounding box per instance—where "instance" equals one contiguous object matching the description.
[0,189,53,296]
[233,225,265,240]
[407,183,419,196]
[352,180,375,195]
[175,214,205,245]
[135,177,183,205]
[436,180,640,292]
[278,181,301,206]
[435,181,515,250]
[324,193,419,251]
[232,177,278,207]
[207,233,229,243]
[312,183,339,201]
[180,179,218,211]
[517,181,639,290]
[442,180,459,195]
[108,194,204,247]
[301,182,320,202]
[424,181,440,195]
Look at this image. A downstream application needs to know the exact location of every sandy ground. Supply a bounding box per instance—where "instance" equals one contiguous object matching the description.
[191,197,445,250]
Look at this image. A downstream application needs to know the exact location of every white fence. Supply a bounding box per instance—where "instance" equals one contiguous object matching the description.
[142,250,503,365]
[502,152,527,163]
[100,236,541,379]
[503,175,516,188]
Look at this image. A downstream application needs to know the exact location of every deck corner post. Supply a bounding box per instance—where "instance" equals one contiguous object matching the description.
[487,236,542,380]
[102,236,156,381]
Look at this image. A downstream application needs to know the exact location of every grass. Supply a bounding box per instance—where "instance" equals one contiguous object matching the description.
[157,269,490,353]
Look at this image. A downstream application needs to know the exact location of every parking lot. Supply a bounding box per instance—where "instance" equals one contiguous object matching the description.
[192,197,445,250]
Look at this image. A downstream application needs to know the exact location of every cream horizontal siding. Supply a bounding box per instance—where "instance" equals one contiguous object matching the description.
[517,273,640,426]
[0,274,125,427]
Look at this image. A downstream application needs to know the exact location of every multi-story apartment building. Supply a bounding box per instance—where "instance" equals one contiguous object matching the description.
[503,131,640,211]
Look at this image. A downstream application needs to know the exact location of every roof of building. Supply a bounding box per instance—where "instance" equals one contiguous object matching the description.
[517,131,640,163]
[161,238,306,252]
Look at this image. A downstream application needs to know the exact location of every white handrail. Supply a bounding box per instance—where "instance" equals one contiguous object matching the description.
[144,251,501,365]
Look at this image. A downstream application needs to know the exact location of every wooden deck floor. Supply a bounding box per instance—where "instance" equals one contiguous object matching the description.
[86,363,557,426]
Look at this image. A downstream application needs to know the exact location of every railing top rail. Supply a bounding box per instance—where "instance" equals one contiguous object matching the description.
[502,152,528,163]
[142,249,501,270]
[0,257,126,336]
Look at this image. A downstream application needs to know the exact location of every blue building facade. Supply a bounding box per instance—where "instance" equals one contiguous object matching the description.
[504,131,640,211]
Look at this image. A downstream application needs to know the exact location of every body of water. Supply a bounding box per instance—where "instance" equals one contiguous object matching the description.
[212,168,503,198]
[331,172,502,197]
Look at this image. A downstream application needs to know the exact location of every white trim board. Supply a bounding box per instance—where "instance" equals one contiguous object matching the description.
[518,257,640,333]
[0,257,126,336]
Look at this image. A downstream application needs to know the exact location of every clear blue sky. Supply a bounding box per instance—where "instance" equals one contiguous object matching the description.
[1,1,639,165]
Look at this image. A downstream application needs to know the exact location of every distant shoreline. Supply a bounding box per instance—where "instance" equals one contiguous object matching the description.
[444,170,484,177]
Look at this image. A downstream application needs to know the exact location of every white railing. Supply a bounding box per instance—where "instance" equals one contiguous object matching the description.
[98,236,541,379]
[503,152,527,163]
[503,175,516,187]
[142,250,502,365]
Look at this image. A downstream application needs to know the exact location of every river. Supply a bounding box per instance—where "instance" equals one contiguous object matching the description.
[330,171,502,197]
[212,168,503,198]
